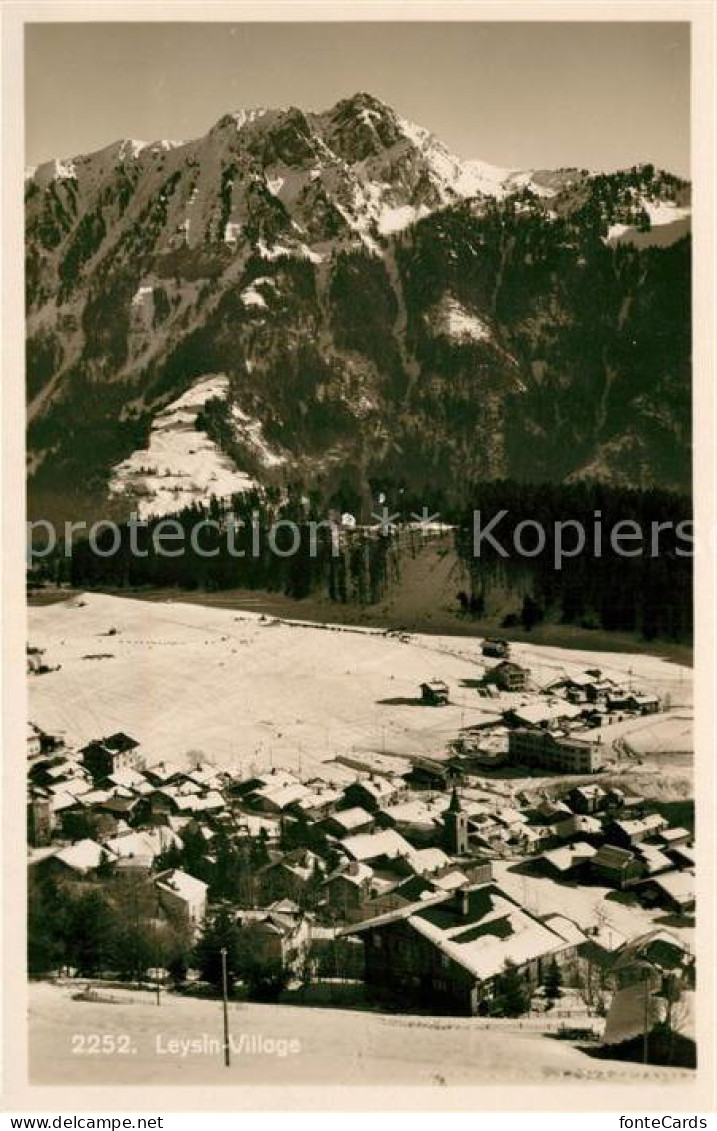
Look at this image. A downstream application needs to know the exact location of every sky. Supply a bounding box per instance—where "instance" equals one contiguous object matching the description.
[25,21,690,175]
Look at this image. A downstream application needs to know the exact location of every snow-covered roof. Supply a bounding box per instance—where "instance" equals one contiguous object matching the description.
[55,839,113,873]
[155,868,208,903]
[327,806,374,831]
[341,828,414,863]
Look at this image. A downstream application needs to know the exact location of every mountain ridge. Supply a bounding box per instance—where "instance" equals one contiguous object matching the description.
[25,92,691,523]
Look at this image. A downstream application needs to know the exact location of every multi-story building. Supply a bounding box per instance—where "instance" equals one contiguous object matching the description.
[508,728,604,774]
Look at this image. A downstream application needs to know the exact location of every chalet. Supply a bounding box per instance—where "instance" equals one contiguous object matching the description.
[321,861,374,921]
[641,870,695,915]
[605,814,668,849]
[358,873,439,921]
[144,762,190,787]
[420,680,450,706]
[154,868,208,933]
[27,723,42,759]
[538,841,596,879]
[80,733,142,782]
[487,661,530,693]
[27,790,53,846]
[259,848,323,904]
[246,781,313,814]
[657,826,692,850]
[235,901,311,974]
[610,929,694,989]
[666,844,695,870]
[320,807,375,839]
[340,828,415,865]
[287,788,342,823]
[551,813,602,843]
[103,826,182,870]
[627,693,660,715]
[635,844,673,877]
[481,638,510,659]
[343,883,578,1016]
[343,776,400,813]
[568,784,607,815]
[377,797,446,846]
[39,838,116,878]
[404,758,459,791]
[506,701,582,729]
[590,844,645,890]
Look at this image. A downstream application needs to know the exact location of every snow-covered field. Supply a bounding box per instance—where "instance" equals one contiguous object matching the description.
[109,376,281,520]
[28,593,692,776]
[28,982,691,1086]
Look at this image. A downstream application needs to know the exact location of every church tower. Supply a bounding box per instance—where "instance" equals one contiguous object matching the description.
[443,787,469,855]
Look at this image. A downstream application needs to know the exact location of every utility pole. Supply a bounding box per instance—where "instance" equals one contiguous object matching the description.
[154,893,161,1006]
[220,947,231,1068]
[642,970,650,1065]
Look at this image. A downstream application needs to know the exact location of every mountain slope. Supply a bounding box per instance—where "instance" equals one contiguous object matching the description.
[25,93,691,522]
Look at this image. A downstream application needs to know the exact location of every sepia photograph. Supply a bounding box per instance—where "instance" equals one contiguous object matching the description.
[3,2,715,1115]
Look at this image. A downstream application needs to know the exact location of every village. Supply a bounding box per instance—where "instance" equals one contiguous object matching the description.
[27,614,696,1070]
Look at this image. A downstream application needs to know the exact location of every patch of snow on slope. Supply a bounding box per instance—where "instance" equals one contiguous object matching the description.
[232,108,273,131]
[230,407,286,469]
[377,203,431,235]
[606,201,691,244]
[109,375,255,519]
[643,200,691,226]
[118,140,147,161]
[432,297,492,343]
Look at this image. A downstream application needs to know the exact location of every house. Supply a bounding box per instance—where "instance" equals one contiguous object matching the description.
[343,776,400,813]
[343,883,579,1016]
[657,826,692,850]
[666,844,695,870]
[534,797,573,822]
[143,762,189,787]
[538,841,596,879]
[551,813,602,843]
[482,638,510,659]
[635,844,674,877]
[287,788,343,823]
[487,661,530,693]
[611,929,694,988]
[259,849,323,904]
[80,733,142,781]
[247,781,312,814]
[505,701,582,729]
[321,807,375,839]
[377,797,446,846]
[235,902,312,974]
[321,861,374,921]
[103,827,182,870]
[605,814,668,849]
[27,722,42,759]
[642,870,695,915]
[154,869,208,933]
[420,680,450,706]
[568,784,607,815]
[508,728,604,774]
[27,790,53,846]
[340,828,415,865]
[40,838,116,877]
[591,844,645,890]
[627,693,660,715]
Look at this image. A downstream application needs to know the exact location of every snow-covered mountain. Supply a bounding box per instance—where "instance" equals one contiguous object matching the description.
[25,92,691,521]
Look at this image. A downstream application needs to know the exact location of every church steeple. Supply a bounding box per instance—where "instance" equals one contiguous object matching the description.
[444,787,469,855]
